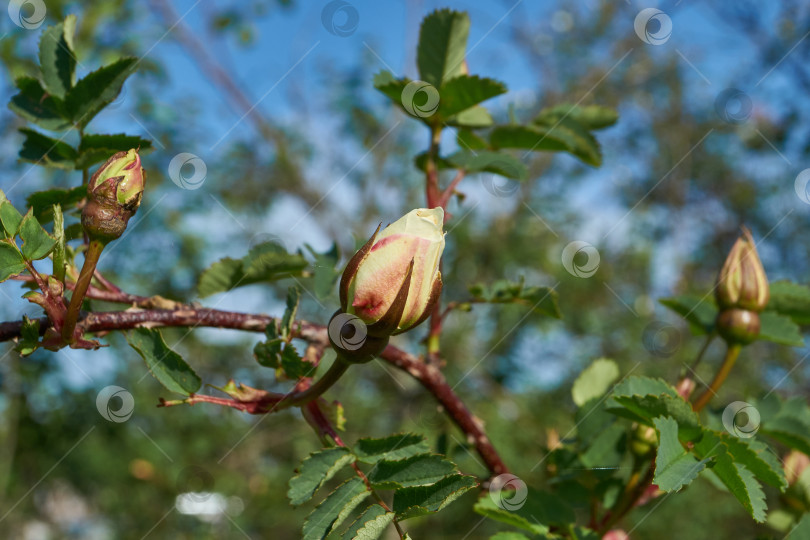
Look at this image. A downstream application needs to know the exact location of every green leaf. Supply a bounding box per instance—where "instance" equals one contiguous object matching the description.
[417,9,470,88]
[353,434,431,464]
[695,430,786,491]
[281,286,301,339]
[0,191,24,237]
[367,454,458,489]
[489,534,532,540]
[608,393,702,442]
[473,494,549,535]
[125,328,202,395]
[609,375,679,400]
[787,513,810,538]
[437,75,506,118]
[52,204,66,282]
[457,129,489,151]
[652,416,707,492]
[468,279,562,319]
[759,397,810,455]
[65,57,136,128]
[280,343,315,380]
[758,311,804,347]
[490,123,603,166]
[694,437,767,522]
[242,241,309,280]
[77,133,153,170]
[392,474,477,520]
[571,358,619,407]
[305,242,341,300]
[768,280,810,325]
[8,77,71,131]
[474,488,575,531]
[446,151,527,180]
[39,16,77,99]
[534,104,618,130]
[197,257,244,297]
[372,71,408,106]
[19,209,56,260]
[303,477,370,540]
[26,186,87,224]
[340,505,394,540]
[0,241,25,282]
[446,105,493,128]
[659,295,717,334]
[18,128,77,170]
[14,316,41,356]
[579,421,625,469]
[288,447,355,506]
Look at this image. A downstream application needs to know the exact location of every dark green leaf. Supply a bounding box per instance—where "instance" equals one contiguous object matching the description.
[242,241,309,280]
[393,474,477,520]
[457,129,489,151]
[0,190,24,237]
[280,343,315,380]
[305,242,341,299]
[694,437,767,522]
[608,393,702,442]
[288,447,355,506]
[768,280,810,325]
[197,257,244,297]
[446,151,527,180]
[417,9,469,88]
[340,504,394,540]
[437,75,506,118]
[579,421,625,469]
[14,316,41,356]
[281,286,301,339]
[77,133,153,170]
[695,430,786,491]
[18,128,77,170]
[354,433,431,464]
[367,454,458,489]
[473,495,549,535]
[489,534,532,540]
[372,70,409,106]
[19,209,56,260]
[653,416,707,492]
[8,77,71,131]
[571,358,619,407]
[65,57,136,128]
[0,241,25,282]
[26,186,87,224]
[126,328,202,395]
[758,311,804,347]
[303,477,370,540]
[468,279,561,318]
[534,104,618,130]
[659,295,717,334]
[39,16,77,99]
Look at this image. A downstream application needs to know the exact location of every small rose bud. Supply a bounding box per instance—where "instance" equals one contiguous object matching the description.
[340,208,445,337]
[784,450,810,486]
[716,308,760,345]
[715,227,769,312]
[82,149,146,243]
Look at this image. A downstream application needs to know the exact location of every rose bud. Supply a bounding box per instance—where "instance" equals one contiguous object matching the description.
[340,208,445,337]
[716,308,760,345]
[81,149,146,243]
[715,227,769,312]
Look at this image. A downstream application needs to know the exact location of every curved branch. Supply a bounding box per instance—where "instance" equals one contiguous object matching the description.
[0,307,509,477]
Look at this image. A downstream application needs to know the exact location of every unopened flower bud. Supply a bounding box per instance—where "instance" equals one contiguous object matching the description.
[716,308,760,345]
[340,208,445,337]
[82,149,146,243]
[715,227,769,312]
